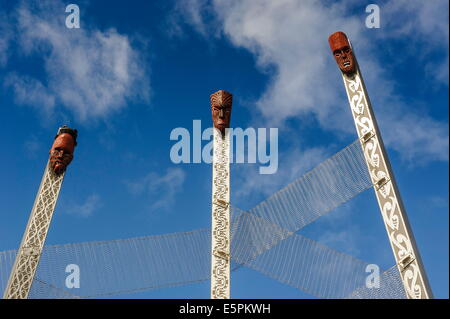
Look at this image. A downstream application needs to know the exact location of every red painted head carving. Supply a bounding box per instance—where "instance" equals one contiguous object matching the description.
[210,90,233,134]
[49,126,78,175]
[328,31,356,75]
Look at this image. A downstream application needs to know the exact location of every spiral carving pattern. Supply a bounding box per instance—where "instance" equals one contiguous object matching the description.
[343,71,429,298]
[211,129,230,299]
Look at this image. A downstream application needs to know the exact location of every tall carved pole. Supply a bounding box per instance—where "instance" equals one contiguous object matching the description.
[210,90,232,299]
[328,32,432,299]
[3,125,78,299]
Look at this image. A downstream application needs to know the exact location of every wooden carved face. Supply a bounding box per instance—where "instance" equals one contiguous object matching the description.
[328,32,356,75]
[210,90,232,134]
[49,133,75,175]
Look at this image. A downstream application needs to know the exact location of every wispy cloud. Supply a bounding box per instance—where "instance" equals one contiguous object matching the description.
[427,195,449,210]
[318,227,363,258]
[169,0,215,37]
[66,193,102,218]
[3,0,150,122]
[23,134,43,159]
[381,0,449,86]
[174,0,449,164]
[126,167,186,211]
[5,73,56,112]
[0,13,11,66]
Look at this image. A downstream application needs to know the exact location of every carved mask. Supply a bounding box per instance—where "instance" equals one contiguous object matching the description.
[210,90,233,134]
[49,133,76,175]
[328,31,356,75]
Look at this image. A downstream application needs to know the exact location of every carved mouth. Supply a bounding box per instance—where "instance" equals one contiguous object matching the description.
[53,160,63,166]
[343,61,351,67]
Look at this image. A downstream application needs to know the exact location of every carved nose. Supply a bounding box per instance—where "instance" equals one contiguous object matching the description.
[219,109,224,118]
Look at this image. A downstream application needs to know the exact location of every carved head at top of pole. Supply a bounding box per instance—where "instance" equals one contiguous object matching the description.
[328,31,356,76]
[210,89,233,135]
[49,125,78,175]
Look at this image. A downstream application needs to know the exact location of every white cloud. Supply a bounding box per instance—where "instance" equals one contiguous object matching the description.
[5,73,56,112]
[0,14,11,66]
[381,0,449,44]
[318,227,362,257]
[380,0,449,86]
[126,167,186,211]
[427,195,449,210]
[170,0,215,37]
[175,0,449,164]
[4,0,150,121]
[66,193,102,218]
[23,134,43,159]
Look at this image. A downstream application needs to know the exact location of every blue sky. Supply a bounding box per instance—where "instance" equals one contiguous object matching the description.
[0,0,448,298]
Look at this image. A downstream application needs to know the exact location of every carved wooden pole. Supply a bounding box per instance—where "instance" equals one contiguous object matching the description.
[3,125,78,299]
[210,90,232,299]
[328,32,433,299]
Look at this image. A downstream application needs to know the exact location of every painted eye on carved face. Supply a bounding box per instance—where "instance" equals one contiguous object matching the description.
[52,148,72,157]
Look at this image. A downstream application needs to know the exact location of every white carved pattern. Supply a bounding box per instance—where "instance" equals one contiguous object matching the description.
[378,180,392,199]
[347,76,364,114]
[4,164,64,299]
[403,263,422,299]
[363,138,380,168]
[382,196,399,230]
[355,116,373,136]
[211,129,230,299]
[344,73,424,299]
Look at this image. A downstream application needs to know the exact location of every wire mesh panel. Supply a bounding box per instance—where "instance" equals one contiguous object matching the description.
[238,232,403,299]
[248,140,372,232]
[346,265,407,299]
[29,278,81,299]
[28,229,211,298]
[0,250,16,296]
[0,139,406,299]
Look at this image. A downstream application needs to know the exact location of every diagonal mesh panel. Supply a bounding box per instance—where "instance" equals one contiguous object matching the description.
[248,140,371,232]
[0,139,406,299]
[31,229,211,298]
[346,265,406,299]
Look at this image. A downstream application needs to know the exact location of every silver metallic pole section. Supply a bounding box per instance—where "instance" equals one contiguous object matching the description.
[210,90,232,299]
[329,32,432,299]
[3,126,77,299]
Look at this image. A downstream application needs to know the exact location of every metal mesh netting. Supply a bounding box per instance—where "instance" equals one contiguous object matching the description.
[0,139,406,298]
[0,223,405,299]
[346,265,406,299]
[0,251,75,298]
[30,278,81,299]
[230,207,406,299]
[236,230,406,299]
[228,140,373,268]
[37,229,211,298]
[0,250,16,296]
[249,140,371,232]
